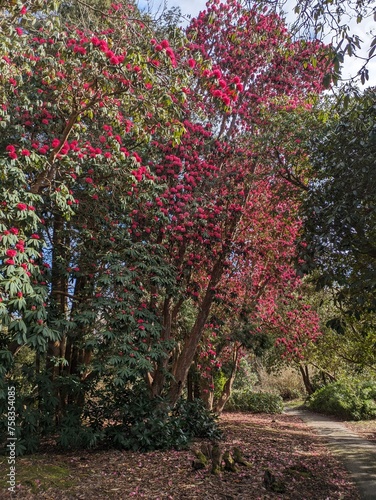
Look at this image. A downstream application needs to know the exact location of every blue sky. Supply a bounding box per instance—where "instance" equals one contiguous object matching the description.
[137,0,375,85]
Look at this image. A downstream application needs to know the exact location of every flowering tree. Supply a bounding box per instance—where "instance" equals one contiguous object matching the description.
[259,0,376,85]
[1,0,331,451]
[0,0,195,451]
[137,0,331,406]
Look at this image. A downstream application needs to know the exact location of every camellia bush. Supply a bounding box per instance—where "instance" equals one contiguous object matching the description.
[1,0,332,453]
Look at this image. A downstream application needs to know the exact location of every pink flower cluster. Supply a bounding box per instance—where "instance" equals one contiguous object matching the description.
[90,36,125,65]
[151,38,177,67]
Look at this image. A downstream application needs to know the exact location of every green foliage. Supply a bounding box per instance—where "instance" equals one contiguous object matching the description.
[1,375,221,454]
[0,0,191,455]
[173,399,222,441]
[232,358,259,391]
[58,406,105,450]
[1,367,112,455]
[1,371,61,455]
[297,88,376,385]
[84,390,221,452]
[269,0,375,85]
[225,389,283,414]
[301,88,376,317]
[102,389,190,452]
[213,369,228,401]
[307,380,376,420]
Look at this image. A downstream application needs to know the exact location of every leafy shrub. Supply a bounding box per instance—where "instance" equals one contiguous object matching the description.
[0,372,59,455]
[83,387,221,452]
[225,389,283,414]
[213,370,228,401]
[307,380,376,420]
[105,397,190,452]
[173,398,222,440]
[1,375,221,455]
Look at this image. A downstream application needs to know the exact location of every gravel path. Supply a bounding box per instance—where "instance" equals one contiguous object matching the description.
[285,407,376,500]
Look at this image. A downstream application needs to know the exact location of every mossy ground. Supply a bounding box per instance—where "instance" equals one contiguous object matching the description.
[0,455,75,494]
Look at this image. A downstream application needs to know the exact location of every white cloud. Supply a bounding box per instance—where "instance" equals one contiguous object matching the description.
[167,0,207,17]
[137,0,206,19]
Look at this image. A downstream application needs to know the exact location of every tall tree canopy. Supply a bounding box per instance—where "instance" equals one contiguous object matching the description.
[260,0,376,85]
[301,87,376,316]
[299,88,376,381]
[1,0,331,452]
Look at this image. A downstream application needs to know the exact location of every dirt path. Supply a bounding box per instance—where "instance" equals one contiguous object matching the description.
[285,408,376,500]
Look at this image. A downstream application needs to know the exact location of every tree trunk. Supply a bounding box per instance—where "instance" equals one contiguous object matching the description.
[47,215,68,380]
[63,273,94,407]
[149,297,172,397]
[214,344,240,413]
[200,374,215,410]
[299,364,315,395]
[167,258,224,405]
[159,216,241,406]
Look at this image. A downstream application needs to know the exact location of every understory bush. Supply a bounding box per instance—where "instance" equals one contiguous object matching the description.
[225,389,283,414]
[257,367,306,400]
[0,376,221,455]
[93,389,221,451]
[307,380,376,420]
[173,399,222,440]
[103,396,222,452]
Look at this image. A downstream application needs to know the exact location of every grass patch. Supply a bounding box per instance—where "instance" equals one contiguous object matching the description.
[283,398,306,409]
[0,455,75,494]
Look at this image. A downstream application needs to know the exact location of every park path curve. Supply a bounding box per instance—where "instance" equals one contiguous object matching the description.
[285,407,376,500]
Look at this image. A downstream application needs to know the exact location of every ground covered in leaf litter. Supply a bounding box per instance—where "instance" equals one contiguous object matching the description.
[342,419,376,444]
[3,412,361,499]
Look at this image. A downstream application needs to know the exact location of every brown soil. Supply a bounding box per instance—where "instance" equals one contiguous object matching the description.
[2,412,360,499]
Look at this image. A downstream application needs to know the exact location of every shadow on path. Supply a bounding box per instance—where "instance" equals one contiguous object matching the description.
[285,407,376,500]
